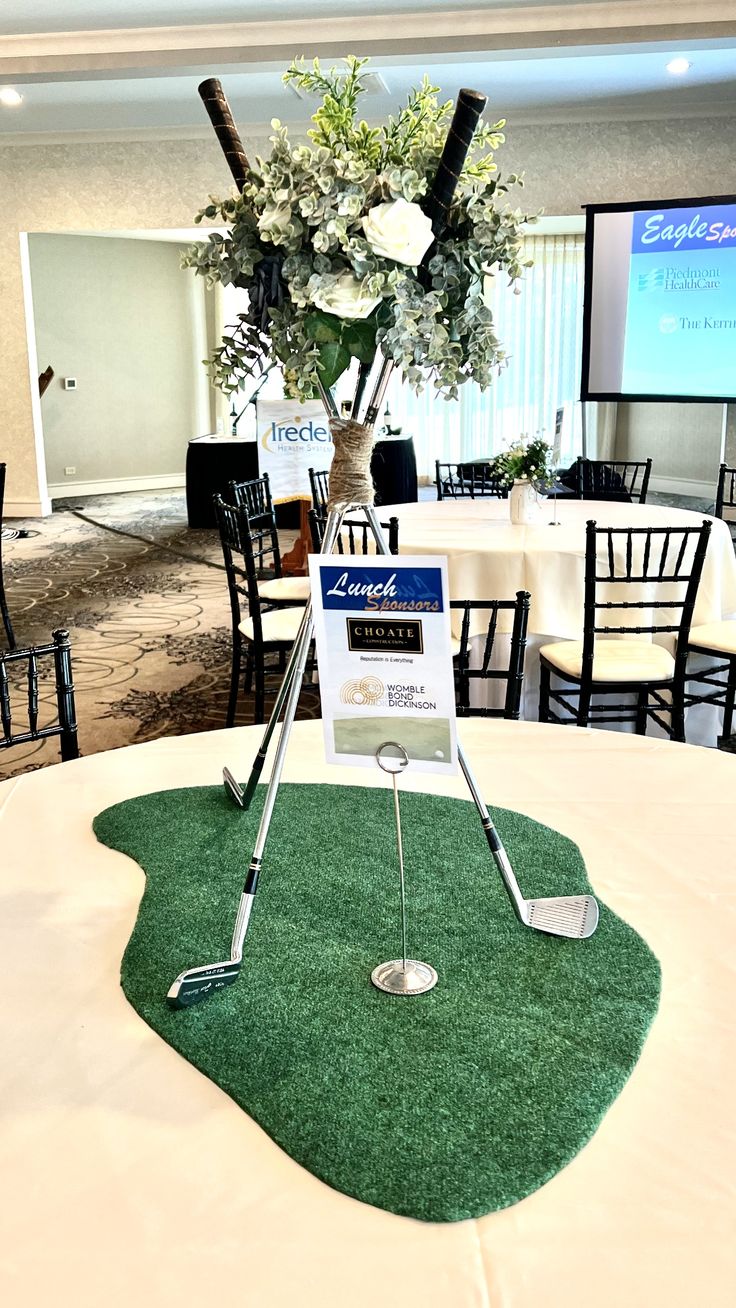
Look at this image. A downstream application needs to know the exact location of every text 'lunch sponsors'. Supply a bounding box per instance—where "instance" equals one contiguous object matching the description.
[320,566,443,613]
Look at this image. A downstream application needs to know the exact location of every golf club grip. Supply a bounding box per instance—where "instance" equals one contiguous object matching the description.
[198,78,250,192]
[423,88,487,235]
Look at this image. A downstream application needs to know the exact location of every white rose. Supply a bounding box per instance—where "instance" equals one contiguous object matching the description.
[257,201,293,239]
[311,272,381,320]
[362,198,434,266]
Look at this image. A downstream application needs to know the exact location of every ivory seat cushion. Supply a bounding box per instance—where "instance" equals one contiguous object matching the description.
[540,638,675,683]
[687,620,736,656]
[239,606,305,645]
[258,576,311,603]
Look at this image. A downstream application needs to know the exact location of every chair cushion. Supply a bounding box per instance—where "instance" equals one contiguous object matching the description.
[540,638,675,683]
[687,621,736,656]
[239,606,306,645]
[258,576,311,603]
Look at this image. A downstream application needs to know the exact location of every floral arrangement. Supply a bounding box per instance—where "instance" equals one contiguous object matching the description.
[492,436,554,487]
[184,56,532,406]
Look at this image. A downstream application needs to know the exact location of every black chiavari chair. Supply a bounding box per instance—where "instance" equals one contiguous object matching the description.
[435,460,508,501]
[0,463,16,649]
[680,616,736,748]
[451,592,530,718]
[228,475,309,606]
[574,458,652,504]
[215,496,309,726]
[0,628,79,760]
[228,472,273,520]
[308,467,330,514]
[715,463,736,545]
[539,518,711,738]
[308,509,399,556]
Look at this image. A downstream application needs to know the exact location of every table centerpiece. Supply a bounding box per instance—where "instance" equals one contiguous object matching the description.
[493,435,555,523]
[183,55,534,504]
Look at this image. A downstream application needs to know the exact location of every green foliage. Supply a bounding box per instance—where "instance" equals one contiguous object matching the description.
[184,56,536,400]
[493,436,554,486]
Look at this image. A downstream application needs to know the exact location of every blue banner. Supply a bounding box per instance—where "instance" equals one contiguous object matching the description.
[319,564,444,612]
[632,205,736,255]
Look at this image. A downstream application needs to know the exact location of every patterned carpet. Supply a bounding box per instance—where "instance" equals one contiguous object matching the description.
[0,491,319,777]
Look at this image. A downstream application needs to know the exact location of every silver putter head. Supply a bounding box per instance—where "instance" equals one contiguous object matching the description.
[167,960,241,1009]
[524,894,599,939]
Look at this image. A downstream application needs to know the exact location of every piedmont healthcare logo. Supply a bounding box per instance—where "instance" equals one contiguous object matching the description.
[638,268,666,292]
[637,265,720,294]
[658,314,679,334]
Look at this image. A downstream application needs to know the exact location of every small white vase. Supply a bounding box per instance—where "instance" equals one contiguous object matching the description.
[509,478,538,525]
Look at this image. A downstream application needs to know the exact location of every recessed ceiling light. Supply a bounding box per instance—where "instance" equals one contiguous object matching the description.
[0,87,23,107]
[666,58,692,76]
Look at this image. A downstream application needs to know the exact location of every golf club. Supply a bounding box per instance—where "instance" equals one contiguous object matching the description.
[167,882,255,1008]
[476,801,598,938]
[363,503,600,941]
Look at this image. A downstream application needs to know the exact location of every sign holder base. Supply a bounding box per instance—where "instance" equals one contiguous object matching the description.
[371,960,438,996]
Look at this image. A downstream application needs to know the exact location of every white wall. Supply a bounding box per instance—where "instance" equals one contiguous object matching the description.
[615,402,724,498]
[28,233,210,494]
[2,113,736,513]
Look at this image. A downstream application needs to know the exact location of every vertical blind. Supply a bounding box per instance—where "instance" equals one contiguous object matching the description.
[383,234,586,475]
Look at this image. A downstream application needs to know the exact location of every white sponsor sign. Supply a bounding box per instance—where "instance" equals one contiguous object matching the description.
[257,399,333,502]
[309,554,458,776]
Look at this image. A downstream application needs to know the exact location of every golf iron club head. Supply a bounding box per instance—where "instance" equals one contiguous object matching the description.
[523,893,599,939]
[223,766,245,808]
[167,960,241,1009]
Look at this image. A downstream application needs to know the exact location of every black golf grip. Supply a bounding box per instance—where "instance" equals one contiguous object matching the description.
[422,88,487,235]
[198,78,250,192]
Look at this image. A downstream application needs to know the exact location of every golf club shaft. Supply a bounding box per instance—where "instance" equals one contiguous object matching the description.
[231,505,350,956]
[239,507,346,809]
[233,605,317,958]
[364,503,529,924]
[457,749,528,923]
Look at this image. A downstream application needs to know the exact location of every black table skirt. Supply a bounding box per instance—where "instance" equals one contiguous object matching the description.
[371,437,418,507]
[186,434,419,529]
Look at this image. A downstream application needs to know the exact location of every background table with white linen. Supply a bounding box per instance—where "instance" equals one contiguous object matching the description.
[386,498,736,736]
[1,720,734,1307]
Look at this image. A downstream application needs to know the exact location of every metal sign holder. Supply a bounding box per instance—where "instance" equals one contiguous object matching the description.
[371,741,438,997]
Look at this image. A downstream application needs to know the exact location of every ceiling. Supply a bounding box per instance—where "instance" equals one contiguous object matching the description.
[0,3,623,36]
[1,2,735,138]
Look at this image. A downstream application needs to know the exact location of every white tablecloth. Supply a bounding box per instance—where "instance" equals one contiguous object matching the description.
[385,499,736,738]
[385,498,736,637]
[1,720,734,1306]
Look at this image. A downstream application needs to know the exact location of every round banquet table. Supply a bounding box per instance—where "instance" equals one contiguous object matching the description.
[385,497,736,737]
[1,720,734,1307]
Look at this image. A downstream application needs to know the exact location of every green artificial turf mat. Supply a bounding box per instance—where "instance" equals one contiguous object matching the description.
[94,782,660,1222]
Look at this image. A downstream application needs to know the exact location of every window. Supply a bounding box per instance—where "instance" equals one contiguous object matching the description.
[384,234,585,473]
